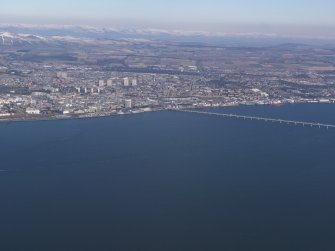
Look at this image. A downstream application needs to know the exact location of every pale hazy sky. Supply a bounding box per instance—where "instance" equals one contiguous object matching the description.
[1,0,335,37]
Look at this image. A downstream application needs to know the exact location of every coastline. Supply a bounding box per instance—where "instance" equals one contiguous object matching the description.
[0,108,164,124]
[0,102,334,124]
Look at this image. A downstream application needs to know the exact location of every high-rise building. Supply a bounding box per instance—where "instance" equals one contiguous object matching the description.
[57,72,67,79]
[107,79,113,86]
[125,99,132,109]
[98,80,105,87]
[132,78,138,86]
[123,77,129,87]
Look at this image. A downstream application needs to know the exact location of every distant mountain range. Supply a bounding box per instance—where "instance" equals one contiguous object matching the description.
[1,24,334,47]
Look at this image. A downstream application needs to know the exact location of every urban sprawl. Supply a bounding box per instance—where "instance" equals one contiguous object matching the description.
[1,28,335,121]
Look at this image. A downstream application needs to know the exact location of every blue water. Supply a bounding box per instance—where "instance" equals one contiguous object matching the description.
[0,104,335,251]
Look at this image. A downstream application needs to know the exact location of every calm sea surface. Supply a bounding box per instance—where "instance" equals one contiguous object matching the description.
[0,104,335,251]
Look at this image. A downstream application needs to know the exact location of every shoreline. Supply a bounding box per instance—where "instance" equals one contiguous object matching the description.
[0,102,334,124]
[0,108,168,124]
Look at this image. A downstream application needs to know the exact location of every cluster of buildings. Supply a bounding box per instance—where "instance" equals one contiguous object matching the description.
[1,65,334,121]
[97,77,138,88]
[1,37,335,121]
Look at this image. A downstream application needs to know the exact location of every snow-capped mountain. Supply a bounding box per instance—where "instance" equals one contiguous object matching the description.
[1,25,334,48]
[0,32,48,46]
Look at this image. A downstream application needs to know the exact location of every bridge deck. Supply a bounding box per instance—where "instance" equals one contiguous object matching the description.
[173,109,335,129]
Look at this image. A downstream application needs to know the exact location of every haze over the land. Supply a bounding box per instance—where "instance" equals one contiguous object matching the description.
[1,0,335,38]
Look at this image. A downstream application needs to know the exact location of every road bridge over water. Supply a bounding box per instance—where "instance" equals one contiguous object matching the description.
[172,109,335,129]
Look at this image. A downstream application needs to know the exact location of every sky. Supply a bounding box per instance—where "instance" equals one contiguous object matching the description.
[1,0,335,37]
